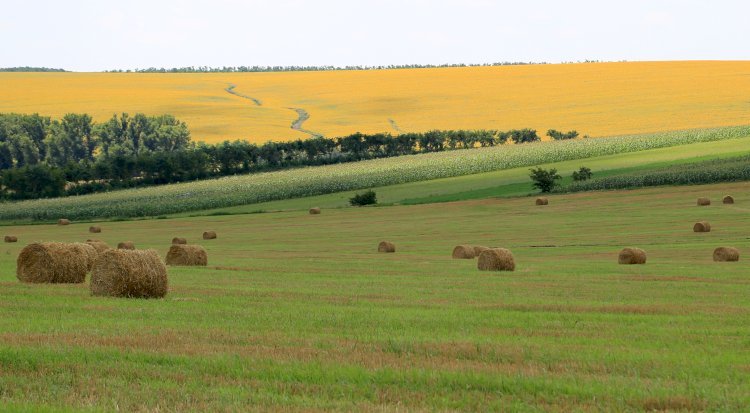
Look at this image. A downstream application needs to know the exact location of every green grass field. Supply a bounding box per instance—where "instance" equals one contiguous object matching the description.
[1,180,749,411]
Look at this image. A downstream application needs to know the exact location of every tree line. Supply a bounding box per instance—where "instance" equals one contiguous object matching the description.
[0,67,67,72]
[106,62,545,73]
[0,112,580,200]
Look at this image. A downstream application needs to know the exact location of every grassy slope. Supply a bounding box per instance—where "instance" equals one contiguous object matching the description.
[185,135,750,216]
[1,181,749,411]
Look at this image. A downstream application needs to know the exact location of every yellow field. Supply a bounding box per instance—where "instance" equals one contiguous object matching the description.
[1,61,749,143]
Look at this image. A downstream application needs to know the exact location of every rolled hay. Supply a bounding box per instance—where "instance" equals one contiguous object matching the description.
[171,237,187,245]
[535,197,549,206]
[723,195,734,204]
[452,245,476,259]
[4,236,18,243]
[165,244,207,266]
[477,248,516,271]
[618,247,647,265]
[693,221,711,233]
[58,219,70,226]
[89,226,102,233]
[713,247,739,262]
[202,231,217,240]
[86,240,111,254]
[697,198,710,206]
[473,246,490,256]
[17,242,95,283]
[309,207,321,215]
[378,241,396,253]
[90,249,168,298]
[117,241,135,250]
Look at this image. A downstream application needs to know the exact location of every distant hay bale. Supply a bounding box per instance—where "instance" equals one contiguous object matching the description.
[697,198,710,206]
[4,236,17,243]
[477,248,515,271]
[452,245,476,259]
[202,231,217,240]
[16,242,94,283]
[89,226,102,233]
[90,249,168,298]
[618,247,646,264]
[473,246,490,256]
[535,197,549,206]
[117,241,135,250]
[693,221,711,232]
[713,247,739,262]
[58,219,70,225]
[171,237,187,245]
[309,207,321,215]
[165,245,207,266]
[378,241,396,253]
[723,195,734,204]
[86,240,111,254]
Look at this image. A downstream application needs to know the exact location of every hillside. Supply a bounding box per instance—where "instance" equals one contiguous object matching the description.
[1,61,749,143]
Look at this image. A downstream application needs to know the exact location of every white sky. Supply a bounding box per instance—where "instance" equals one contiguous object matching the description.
[1,0,748,72]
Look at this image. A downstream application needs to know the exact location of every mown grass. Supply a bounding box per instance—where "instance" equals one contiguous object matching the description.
[1,181,749,411]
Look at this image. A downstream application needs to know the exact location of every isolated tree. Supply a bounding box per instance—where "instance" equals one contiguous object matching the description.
[529,167,562,192]
[572,166,592,181]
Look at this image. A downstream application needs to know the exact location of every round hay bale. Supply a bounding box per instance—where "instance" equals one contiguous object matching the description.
[473,246,490,256]
[165,245,207,266]
[309,207,321,215]
[16,242,93,283]
[697,198,710,206]
[86,240,111,254]
[90,249,168,298]
[723,195,734,204]
[4,235,18,243]
[378,241,396,253]
[89,226,102,233]
[76,243,98,271]
[535,197,549,206]
[452,245,476,259]
[202,231,217,240]
[618,247,646,264]
[58,219,70,225]
[693,221,711,232]
[713,247,739,262]
[171,237,187,245]
[477,248,515,271]
[117,241,135,250]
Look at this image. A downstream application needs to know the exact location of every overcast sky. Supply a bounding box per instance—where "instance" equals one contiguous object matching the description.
[1,0,748,72]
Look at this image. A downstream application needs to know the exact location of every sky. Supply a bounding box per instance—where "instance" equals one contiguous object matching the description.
[1,0,748,72]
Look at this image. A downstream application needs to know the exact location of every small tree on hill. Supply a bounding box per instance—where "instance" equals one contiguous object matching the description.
[529,167,561,192]
[349,190,377,206]
[572,166,592,181]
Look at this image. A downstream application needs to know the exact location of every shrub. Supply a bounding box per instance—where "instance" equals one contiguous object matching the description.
[547,129,580,140]
[529,167,561,193]
[350,190,377,206]
[572,166,592,181]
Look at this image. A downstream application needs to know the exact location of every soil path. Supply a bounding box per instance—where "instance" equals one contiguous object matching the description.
[225,84,262,106]
[288,107,322,138]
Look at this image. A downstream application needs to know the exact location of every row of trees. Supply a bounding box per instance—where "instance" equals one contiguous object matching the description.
[107,62,545,73]
[0,112,582,200]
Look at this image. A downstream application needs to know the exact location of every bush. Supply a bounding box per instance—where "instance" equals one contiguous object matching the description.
[529,167,561,193]
[349,190,377,206]
[547,129,580,140]
[572,166,592,181]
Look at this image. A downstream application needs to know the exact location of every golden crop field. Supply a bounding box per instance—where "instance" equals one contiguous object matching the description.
[1,61,749,143]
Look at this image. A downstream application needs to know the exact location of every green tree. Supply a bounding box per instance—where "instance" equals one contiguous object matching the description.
[529,167,561,192]
[572,166,592,181]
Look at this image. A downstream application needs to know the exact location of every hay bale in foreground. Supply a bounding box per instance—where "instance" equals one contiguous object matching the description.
[723,195,734,204]
[89,226,102,233]
[86,240,111,254]
[171,237,187,245]
[90,249,168,298]
[58,219,70,225]
[693,221,711,232]
[4,236,17,243]
[17,242,94,283]
[165,245,207,266]
[713,247,739,262]
[473,246,490,256]
[202,231,217,240]
[378,241,396,253]
[117,241,135,250]
[535,197,549,206]
[697,198,710,206]
[452,245,476,259]
[309,207,321,215]
[618,247,646,264]
[477,248,515,271]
